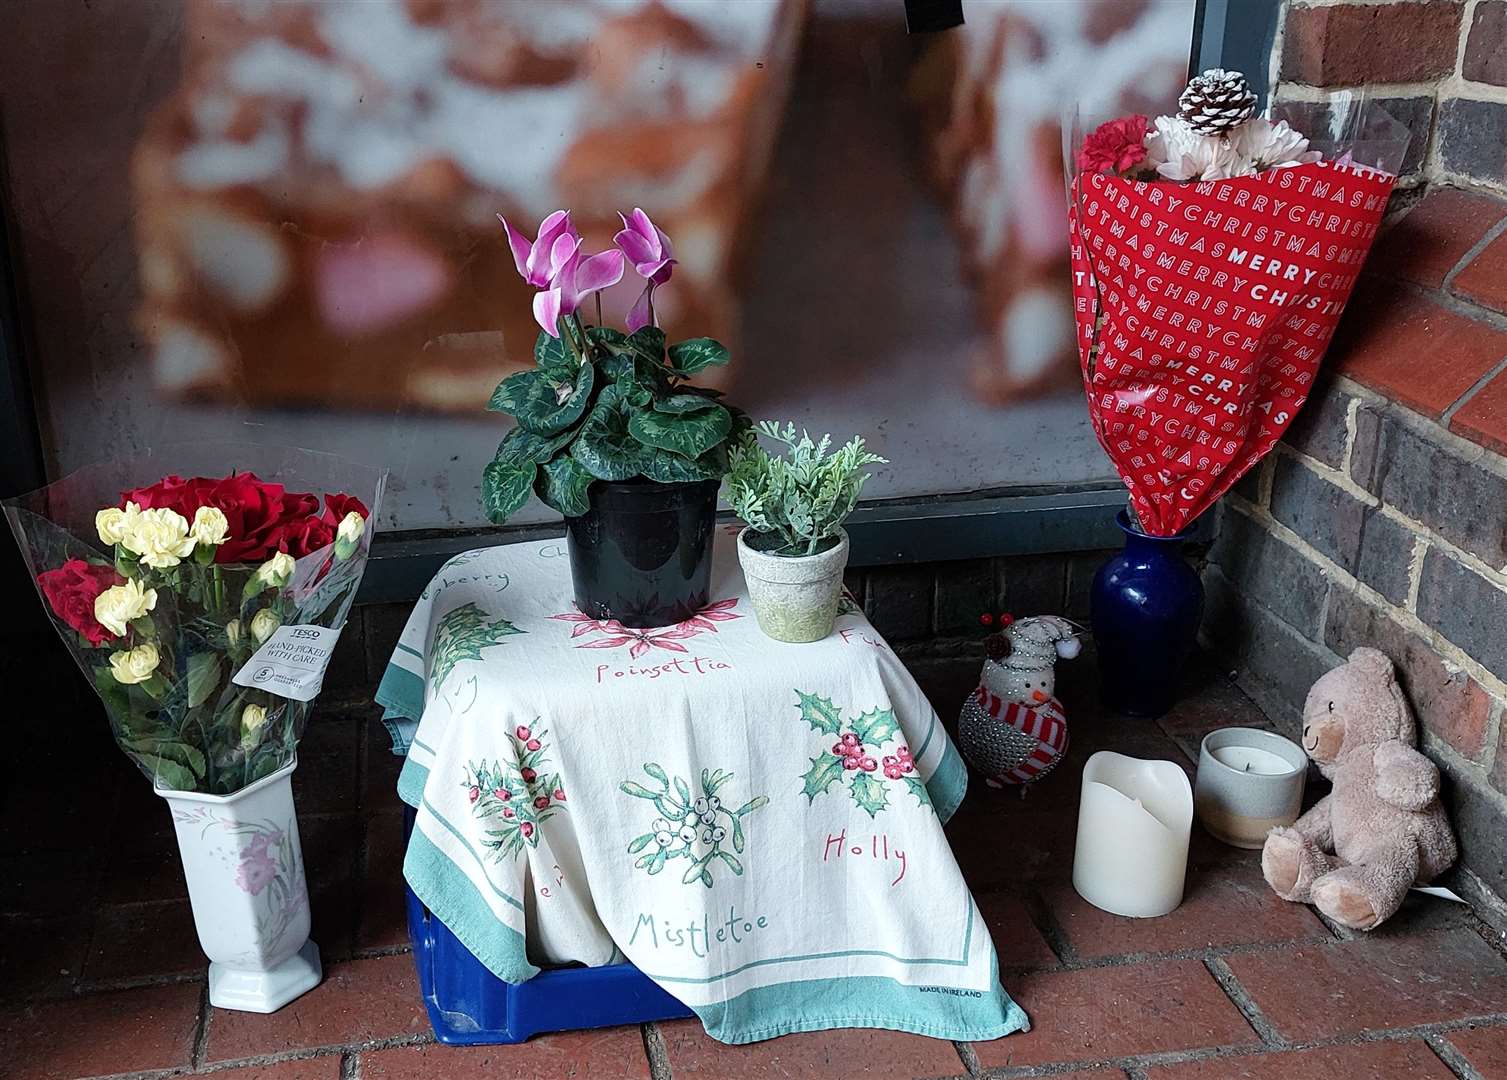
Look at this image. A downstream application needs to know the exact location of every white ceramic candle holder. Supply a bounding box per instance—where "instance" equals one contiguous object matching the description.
[1072,751,1193,918]
[1194,727,1308,849]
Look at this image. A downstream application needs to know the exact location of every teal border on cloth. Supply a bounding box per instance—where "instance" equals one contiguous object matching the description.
[404,818,539,983]
[691,960,1029,1044]
[398,756,431,810]
[928,739,968,824]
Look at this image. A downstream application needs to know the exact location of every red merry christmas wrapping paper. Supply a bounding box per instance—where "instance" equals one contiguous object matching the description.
[1068,159,1394,536]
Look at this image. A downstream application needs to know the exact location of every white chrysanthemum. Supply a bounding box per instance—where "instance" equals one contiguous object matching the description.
[1231,118,1322,169]
[1145,115,1258,181]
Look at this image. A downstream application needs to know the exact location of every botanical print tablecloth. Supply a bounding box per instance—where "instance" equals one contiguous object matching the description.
[376,535,1028,1044]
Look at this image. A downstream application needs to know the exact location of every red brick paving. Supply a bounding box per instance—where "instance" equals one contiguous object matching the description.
[1443,1022,1507,1075]
[1224,929,1507,1042]
[1452,226,1507,314]
[660,1019,965,1078]
[0,982,202,1080]
[1043,862,1329,960]
[971,959,1259,1070]
[359,1030,653,1079]
[204,953,429,1063]
[9,663,1507,1079]
[1144,1039,1456,1078]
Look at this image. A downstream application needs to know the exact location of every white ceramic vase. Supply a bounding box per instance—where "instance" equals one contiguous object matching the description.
[157,757,322,1013]
[736,527,850,643]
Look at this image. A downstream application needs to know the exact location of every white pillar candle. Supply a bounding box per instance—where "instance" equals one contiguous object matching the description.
[1072,751,1194,918]
[1195,728,1308,849]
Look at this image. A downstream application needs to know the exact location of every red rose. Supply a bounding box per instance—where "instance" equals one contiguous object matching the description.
[321,493,369,526]
[1077,115,1150,176]
[279,514,336,559]
[202,473,296,564]
[37,559,123,645]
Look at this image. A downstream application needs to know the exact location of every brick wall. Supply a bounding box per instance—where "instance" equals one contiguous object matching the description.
[1206,0,1507,924]
[1274,0,1507,190]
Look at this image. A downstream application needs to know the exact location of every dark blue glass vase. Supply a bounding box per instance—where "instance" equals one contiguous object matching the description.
[1090,511,1205,718]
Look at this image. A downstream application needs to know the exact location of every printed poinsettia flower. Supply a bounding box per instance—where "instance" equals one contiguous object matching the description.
[550,610,619,638]
[614,208,676,333]
[678,598,743,633]
[575,624,698,658]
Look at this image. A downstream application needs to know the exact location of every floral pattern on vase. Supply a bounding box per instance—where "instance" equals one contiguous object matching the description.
[171,804,309,967]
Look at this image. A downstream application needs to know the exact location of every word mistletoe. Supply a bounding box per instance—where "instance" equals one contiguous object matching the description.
[794,690,931,818]
[430,601,525,690]
[622,763,768,888]
[464,722,566,861]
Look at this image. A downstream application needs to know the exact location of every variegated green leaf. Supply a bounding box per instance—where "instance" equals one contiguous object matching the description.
[481,460,536,523]
[851,706,900,747]
[534,454,594,517]
[628,405,731,460]
[654,392,719,414]
[795,690,843,735]
[903,774,932,808]
[571,386,644,481]
[666,337,730,376]
[849,772,890,818]
[801,754,844,801]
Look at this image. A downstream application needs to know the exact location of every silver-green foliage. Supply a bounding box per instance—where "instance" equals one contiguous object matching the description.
[725,421,886,556]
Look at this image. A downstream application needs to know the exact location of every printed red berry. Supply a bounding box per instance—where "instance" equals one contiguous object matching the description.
[515,725,531,740]
[493,788,507,799]
[900,761,914,774]
[520,821,534,838]
[521,767,537,782]
[842,756,860,771]
[884,765,904,780]
[860,757,877,772]
[534,796,550,809]
[553,789,566,801]
[882,755,897,768]
[467,786,479,803]
[526,738,541,751]
[832,741,846,755]
[502,807,515,818]
[840,733,860,747]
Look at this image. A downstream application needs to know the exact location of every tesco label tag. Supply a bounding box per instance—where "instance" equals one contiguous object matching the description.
[232,624,342,702]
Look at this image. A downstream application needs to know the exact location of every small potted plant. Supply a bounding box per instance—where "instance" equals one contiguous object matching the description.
[725,422,885,642]
[484,209,745,627]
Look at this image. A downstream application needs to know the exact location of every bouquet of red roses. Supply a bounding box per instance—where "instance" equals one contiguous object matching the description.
[1067,71,1410,536]
[6,444,385,794]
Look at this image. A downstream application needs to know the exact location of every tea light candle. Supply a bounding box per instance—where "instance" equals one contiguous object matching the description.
[1072,751,1194,918]
[1195,728,1308,849]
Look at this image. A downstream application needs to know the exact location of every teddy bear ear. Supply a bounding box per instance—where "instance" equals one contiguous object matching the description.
[1348,646,1396,682]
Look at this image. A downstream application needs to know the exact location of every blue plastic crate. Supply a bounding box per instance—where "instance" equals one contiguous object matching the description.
[403,807,694,1043]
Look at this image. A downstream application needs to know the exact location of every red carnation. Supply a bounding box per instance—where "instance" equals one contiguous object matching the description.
[1077,115,1150,176]
[37,559,123,645]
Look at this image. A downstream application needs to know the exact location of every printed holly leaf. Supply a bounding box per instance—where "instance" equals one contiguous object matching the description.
[903,775,932,809]
[801,754,845,802]
[795,690,843,735]
[848,772,890,818]
[430,603,525,689]
[851,706,900,747]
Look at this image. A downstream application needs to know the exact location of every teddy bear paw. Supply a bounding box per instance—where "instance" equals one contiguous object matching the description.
[1313,877,1379,931]
[1261,827,1307,901]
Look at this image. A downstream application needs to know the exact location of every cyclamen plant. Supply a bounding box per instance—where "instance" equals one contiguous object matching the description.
[725,422,887,557]
[483,208,747,525]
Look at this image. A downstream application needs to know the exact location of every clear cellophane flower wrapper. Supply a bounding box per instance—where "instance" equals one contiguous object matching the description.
[5,442,387,795]
[1064,92,1410,536]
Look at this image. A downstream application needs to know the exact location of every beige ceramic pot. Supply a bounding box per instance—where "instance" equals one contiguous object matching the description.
[736,527,850,643]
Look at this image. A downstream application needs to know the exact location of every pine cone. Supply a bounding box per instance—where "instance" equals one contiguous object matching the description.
[1179,68,1257,136]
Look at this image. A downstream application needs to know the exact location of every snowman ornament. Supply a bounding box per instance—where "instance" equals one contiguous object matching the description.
[957,614,1082,789]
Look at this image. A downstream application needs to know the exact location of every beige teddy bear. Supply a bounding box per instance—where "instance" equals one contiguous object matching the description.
[1261,647,1457,931]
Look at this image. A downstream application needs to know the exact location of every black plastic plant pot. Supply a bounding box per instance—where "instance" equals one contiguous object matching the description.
[564,478,720,629]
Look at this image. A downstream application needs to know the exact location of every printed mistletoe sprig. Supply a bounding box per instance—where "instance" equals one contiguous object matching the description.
[621,762,768,888]
[431,602,525,690]
[794,690,931,817]
[464,721,566,861]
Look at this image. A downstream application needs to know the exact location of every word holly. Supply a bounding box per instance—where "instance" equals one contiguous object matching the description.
[822,828,908,887]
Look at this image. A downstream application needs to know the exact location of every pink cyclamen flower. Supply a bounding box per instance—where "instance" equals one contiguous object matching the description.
[500,210,625,337]
[614,208,676,333]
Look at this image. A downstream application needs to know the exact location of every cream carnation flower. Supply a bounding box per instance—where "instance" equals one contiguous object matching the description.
[241,703,268,746]
[250,608,281,644]
[96,502,142,547]
[254,552,296,589]
[1230,118,1322,169]
[108,642,160,685]
[189,506,230,547]
[337,511,364,545]
[123,507,196,568]
[94,578,158,637]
